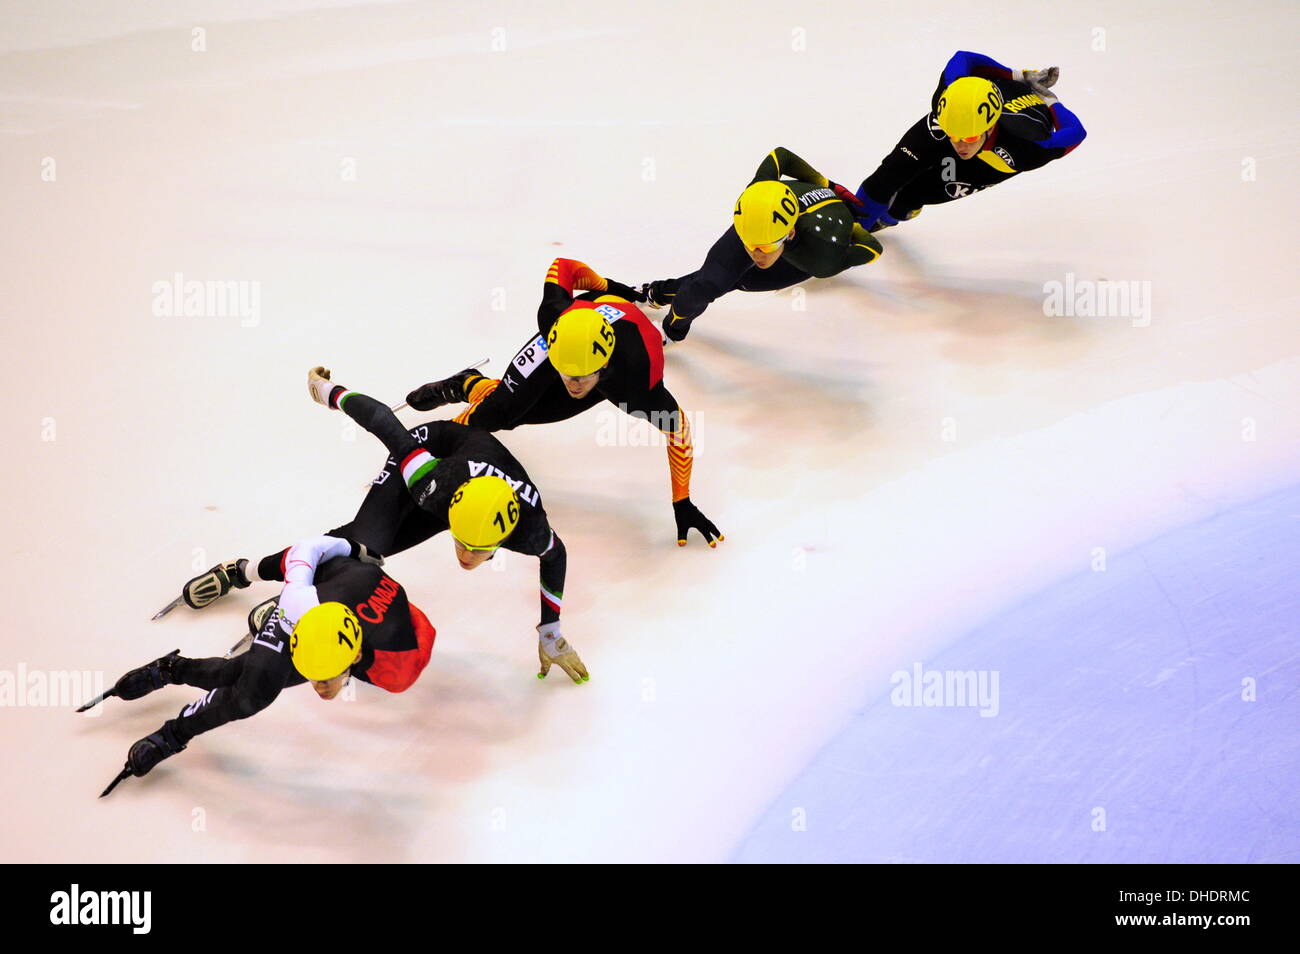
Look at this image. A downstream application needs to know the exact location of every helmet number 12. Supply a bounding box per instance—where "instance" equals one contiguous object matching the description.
[337,612,360,651]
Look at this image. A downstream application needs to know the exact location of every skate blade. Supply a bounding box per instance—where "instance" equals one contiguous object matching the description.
[76,689,113,713]
[151,595,185,621]
[388,358,488,414]
[225,633,253,659]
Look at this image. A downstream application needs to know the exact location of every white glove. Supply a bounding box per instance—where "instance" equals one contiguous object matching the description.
[537,622,589,684]
[1014,66,1060,107]
[308,366,335,406]
[1013,66,1059,89]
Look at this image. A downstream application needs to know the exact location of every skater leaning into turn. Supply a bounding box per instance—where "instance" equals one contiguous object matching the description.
[640,146,884,343]
[406,257,724,548]
[164,376,589,683]
[850,50,1087,232]
[90,535,437,795]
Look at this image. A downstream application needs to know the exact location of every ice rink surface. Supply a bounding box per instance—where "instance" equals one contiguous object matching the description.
[1,0,1296,863]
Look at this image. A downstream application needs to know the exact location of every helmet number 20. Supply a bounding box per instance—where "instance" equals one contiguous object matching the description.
[976,89,1002,122]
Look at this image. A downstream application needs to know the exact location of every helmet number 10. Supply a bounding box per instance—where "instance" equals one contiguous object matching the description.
[771,195,799,227]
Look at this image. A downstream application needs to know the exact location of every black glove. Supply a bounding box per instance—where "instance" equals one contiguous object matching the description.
[603,278,649,303]
[346,539,385,566]
[662,310,693,343]
[109,649,180,701]
[643,278,680,308]
[673,498,723,548]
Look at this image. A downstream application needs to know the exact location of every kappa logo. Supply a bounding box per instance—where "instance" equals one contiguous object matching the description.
[418,477,437,505]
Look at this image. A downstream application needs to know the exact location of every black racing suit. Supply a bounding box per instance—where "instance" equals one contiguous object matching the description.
[167,556,434,744]
[254,390,567,625]
[853,50,1087,226]
[657,146,883,341]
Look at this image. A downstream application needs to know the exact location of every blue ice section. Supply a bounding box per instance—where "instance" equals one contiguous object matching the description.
[735,484,1300,863]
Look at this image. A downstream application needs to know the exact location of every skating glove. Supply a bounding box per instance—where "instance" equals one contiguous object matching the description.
[603,278,649,303]
[1013,66,1059,89]
[537,622,589,684]
[830,181,863,210]
[662,310,693,343]
[673,498,723,548]
[346,539,385,567]
[852,186,897,231]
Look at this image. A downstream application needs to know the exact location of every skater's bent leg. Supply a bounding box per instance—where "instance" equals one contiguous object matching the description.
[171,654,246,691]
[454,334,570,429]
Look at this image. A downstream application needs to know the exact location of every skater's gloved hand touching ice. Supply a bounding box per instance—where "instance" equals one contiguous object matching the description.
[673,498,723,548]
[536,622,589,684]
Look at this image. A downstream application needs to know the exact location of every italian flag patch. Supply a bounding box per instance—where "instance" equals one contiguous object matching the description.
[401,449,438,488]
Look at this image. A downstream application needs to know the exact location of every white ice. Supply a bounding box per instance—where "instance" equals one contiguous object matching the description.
[1,0,1297,862]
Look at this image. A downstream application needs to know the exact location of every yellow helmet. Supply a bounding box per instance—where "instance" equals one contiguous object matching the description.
[935,77,1003,139]
[733,180,800,248]
[290,602,363,681]
[448,475,520,550]
[547,307,616,377]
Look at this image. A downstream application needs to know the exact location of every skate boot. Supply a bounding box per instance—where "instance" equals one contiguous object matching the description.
[247,596,278,636]
[225,597,278,658]
[181,559,251,610]
[406,368,484,412]
[109,649,181,701]
[639,278,679,310]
